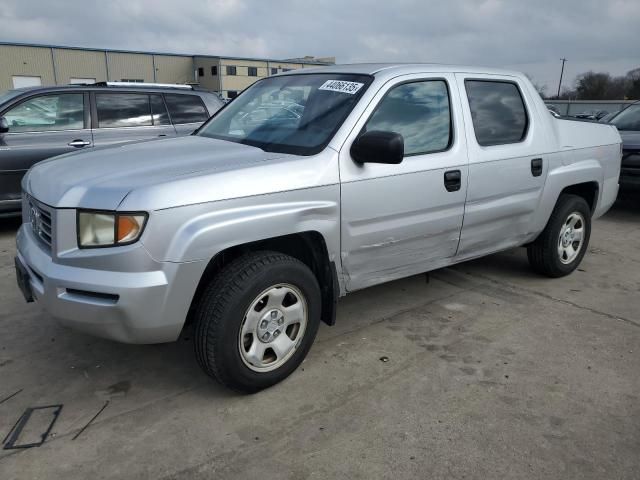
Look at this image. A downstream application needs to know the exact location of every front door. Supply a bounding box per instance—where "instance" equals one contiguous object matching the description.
[0,92,91,208]
[339,73,469,291]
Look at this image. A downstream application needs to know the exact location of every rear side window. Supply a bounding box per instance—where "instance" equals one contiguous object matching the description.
[465,80,528,146]
[96,93,152,128]
[165,94,208,124]
[364,80,452,156]
[3,93,84,132]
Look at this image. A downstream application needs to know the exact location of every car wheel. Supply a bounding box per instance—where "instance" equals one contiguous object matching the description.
[194,251,321,393]
[527,194,591,278]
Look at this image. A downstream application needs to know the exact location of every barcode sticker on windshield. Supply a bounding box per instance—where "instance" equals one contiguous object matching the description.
[319,80,364,95]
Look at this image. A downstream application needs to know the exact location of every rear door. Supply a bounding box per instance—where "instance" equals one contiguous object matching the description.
[90,92,177,147]
[454,74,549,258]
[164,94,210,135]
[339,73,469,291]
[0,91,90,207]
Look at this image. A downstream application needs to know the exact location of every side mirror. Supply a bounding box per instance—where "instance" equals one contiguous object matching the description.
[0,117,8,134]
[350,130,404,165]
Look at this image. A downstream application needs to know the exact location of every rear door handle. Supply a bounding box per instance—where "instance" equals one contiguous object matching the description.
[531,158,543,177]
[68,139,91,148]
[444,169,461,192]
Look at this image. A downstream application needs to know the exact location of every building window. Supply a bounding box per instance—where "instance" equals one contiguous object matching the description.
[226,66,237,76]
[271,68,278,75]
[211,66,218,76]
[227,91,238,99]
[120,79,144,83]
[248,67,258,77]
[198,67,205,77]
[12,75,42,88]
[69,77,96,84]
[282,68,292,72]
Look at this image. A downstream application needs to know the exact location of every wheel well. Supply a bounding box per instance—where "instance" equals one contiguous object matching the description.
[560,182,599,213]
[189,232,338,327]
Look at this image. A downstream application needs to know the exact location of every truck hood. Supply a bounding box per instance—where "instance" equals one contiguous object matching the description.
[619,130,640,151]
[24,136,292,210]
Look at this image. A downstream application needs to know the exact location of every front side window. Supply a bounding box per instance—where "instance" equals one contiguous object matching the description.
[465,80,528,146]
[610,104,640,131]
[198,73,372,155]
[363,80,452,156]
[96,93,152,128]
[164,94,208,124]
[3,93,84,133]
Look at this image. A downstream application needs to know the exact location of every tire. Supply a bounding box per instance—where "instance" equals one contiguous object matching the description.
[527,194,591,278]
[194,251,321,393]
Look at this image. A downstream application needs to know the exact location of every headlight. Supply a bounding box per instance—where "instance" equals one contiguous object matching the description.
[77,210,147,248]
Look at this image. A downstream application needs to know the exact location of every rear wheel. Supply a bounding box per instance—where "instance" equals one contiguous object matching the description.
[194,251,321,393]
[527,194,591,277]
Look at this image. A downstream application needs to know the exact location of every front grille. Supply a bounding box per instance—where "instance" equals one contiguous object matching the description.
[27,196,54,251]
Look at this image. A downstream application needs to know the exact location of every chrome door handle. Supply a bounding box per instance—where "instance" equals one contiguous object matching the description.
[68,139,91,147]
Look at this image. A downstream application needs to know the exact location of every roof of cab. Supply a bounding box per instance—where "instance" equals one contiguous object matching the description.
[284,63,524,78]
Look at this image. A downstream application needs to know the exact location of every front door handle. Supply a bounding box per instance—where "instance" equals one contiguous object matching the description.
[531,158,543,177]
[444,169,461,192]
[68,139,91,148]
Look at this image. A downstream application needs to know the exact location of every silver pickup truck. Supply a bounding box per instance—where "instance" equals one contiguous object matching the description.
[15,64,621,392]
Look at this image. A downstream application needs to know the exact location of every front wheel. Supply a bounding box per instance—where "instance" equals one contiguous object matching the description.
[194,251,321,393]
[527,194,592,277]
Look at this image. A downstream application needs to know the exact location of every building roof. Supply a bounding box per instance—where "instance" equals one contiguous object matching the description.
[0,41,333,65]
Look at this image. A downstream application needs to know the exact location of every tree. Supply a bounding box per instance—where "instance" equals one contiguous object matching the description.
[575,72,613,100]
[626,68,640,99]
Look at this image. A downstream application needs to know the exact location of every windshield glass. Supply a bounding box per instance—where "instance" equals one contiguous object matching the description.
[198,73,373,155]
[610,104,640,131]
[0,89,23,106]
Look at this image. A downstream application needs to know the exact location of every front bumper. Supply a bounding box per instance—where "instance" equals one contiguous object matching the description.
[16,224,206,344]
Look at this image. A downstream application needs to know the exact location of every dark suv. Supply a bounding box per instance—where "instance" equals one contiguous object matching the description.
[607,101,640,191]
[0,82,223,216]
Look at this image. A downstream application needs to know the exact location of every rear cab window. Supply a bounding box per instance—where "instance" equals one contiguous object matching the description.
[465,80,528,146]
[164,94,209,124]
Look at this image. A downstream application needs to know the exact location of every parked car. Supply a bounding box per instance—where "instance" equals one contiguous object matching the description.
[607,101,640,190]
[0,82,223,216]
[15,64,621,393]
[573,110,610,121]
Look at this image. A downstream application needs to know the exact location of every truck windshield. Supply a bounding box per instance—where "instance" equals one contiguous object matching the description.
[610,104,640,131]
[198,73,373,155]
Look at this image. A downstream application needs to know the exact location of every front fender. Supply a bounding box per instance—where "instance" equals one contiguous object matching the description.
[142,186,341,265]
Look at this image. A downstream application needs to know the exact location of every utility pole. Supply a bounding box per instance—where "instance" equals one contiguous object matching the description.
[557,58,567,98]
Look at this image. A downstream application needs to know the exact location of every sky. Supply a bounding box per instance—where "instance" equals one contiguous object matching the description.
[1,0,638,92]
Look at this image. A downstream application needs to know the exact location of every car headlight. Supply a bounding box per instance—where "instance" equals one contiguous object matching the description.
[77,210,148,248]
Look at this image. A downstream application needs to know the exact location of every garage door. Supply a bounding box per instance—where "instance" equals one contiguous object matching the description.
[12,76,42,88]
